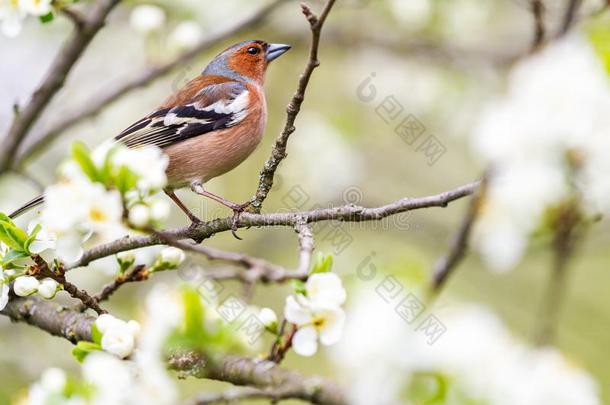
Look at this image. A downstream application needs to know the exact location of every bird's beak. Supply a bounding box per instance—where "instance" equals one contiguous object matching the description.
[266,43,291,62]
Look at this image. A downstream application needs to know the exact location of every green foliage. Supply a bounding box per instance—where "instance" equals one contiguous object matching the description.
[163,287,245,360]
[0,213,40,269]
[39,12,54,24]
[91,324,103,345]
[588,17,610,75]
[310,252,333,274]
[71,142,100,183]
[71,341,102,363]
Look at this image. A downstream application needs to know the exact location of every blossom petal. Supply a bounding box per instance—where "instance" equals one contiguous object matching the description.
[319,307,346,346]
[306,273,346,306]
[292,326,318,357]
[284,295,311,325]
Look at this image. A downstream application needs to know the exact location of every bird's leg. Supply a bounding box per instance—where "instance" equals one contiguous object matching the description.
[190,181,250,240]
[164,189,202,224]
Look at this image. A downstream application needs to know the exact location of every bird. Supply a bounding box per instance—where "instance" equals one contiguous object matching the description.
[10,40,291,238]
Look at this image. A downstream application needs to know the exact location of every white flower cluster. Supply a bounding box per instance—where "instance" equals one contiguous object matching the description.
[40,142,170,263]
[129,4,203,52]
[471,33,610,271]
[333,290,600,405]
[0,0,51,38]
[95,314,141,359]
[13,275,60,298]
[284,273,346,356]
[25,351,178,405]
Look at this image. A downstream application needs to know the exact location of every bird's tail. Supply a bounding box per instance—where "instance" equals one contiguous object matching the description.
[9,195,44,219]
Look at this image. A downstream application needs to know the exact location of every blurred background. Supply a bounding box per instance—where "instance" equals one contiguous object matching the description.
[1,0,609,403]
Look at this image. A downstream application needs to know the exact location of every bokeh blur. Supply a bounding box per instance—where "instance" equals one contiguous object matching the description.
[1,0,610,404]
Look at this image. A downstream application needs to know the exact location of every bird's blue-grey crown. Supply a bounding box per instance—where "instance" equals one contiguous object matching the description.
[202,40,291,82]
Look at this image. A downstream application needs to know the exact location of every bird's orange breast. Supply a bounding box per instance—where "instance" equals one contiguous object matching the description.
[163,83,267,188]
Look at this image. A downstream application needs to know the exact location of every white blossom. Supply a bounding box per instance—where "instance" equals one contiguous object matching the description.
[129,204,151,227]
[169,21,203,51]
[0,272,9,311]
[471,33,610,271]
[27,222,56,262]
[259,307,278,330]
[96,314,140,358]
[149,199,171,222]
[159,247,185,267]
[112,145,169,192]
[305,273,346,307]
[13,275,40,296]
[39,367,67,393]
[37,277,60,299]
[282,273,347,356]
[129,5,166,35]
[332,289,601,405]
[21,0,52,16]
[0,0,25,38]
[101,322,136,358]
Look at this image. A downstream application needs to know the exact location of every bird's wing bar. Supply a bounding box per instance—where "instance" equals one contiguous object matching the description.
[115,81,249,149]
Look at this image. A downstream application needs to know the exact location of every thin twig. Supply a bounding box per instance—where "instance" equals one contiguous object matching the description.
[154,221,314,283]
[430,175,487,294]
[31,256,107,315]
[67,181,479,270]
[0,0,120,174]
[559,0,582,36]
[75,265,150,312]
[530,0,546,51]
[250,0,337,212]
[534,203,582,345]
[16,0,289,168]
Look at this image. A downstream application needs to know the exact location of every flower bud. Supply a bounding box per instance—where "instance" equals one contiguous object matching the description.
[259,307,278,333]
[37,278,60,299]
[159,247,185,267]
[150,200,170,222]
[13,276,40,297]
[128,204,151,228]
[101,323,136,358]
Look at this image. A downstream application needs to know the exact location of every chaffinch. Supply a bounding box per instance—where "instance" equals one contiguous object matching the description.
[11,40,291,235]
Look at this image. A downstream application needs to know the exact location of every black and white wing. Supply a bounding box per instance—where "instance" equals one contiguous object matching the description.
[115,81,249,149]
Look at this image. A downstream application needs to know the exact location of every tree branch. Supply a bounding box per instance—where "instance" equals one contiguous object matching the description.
[16,0,289,168]
[430,176,487,294]
[185,386,312,405]
[0,0,120,174]
[0,296,347,405]
[168,351,346,405]
[250,0,337,212]
[530,0,546,52]
[67,181,479,270]
[559,0,582,36]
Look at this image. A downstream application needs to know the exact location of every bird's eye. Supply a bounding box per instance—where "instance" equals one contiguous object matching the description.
[247,47,260,55]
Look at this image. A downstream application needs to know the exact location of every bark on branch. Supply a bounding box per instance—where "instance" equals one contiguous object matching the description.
[68,181,479,270]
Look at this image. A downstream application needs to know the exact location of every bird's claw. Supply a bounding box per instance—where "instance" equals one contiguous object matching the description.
[228,201,251,240]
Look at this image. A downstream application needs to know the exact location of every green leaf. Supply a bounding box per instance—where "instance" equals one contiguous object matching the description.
[588,17,610,75]
[114,165,138,194]
[1,249,30,267]
[24,223,42,253]
[91,323,103,345]
[311,252,333,274]
[71,142,99,182]
[39,12,54,23]
[291,279,306,295]
[182,287,205,338]
[0,221,29,251]
[71,341,101,363]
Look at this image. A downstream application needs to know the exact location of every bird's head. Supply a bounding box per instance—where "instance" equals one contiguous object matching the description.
[203,40,291,85]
